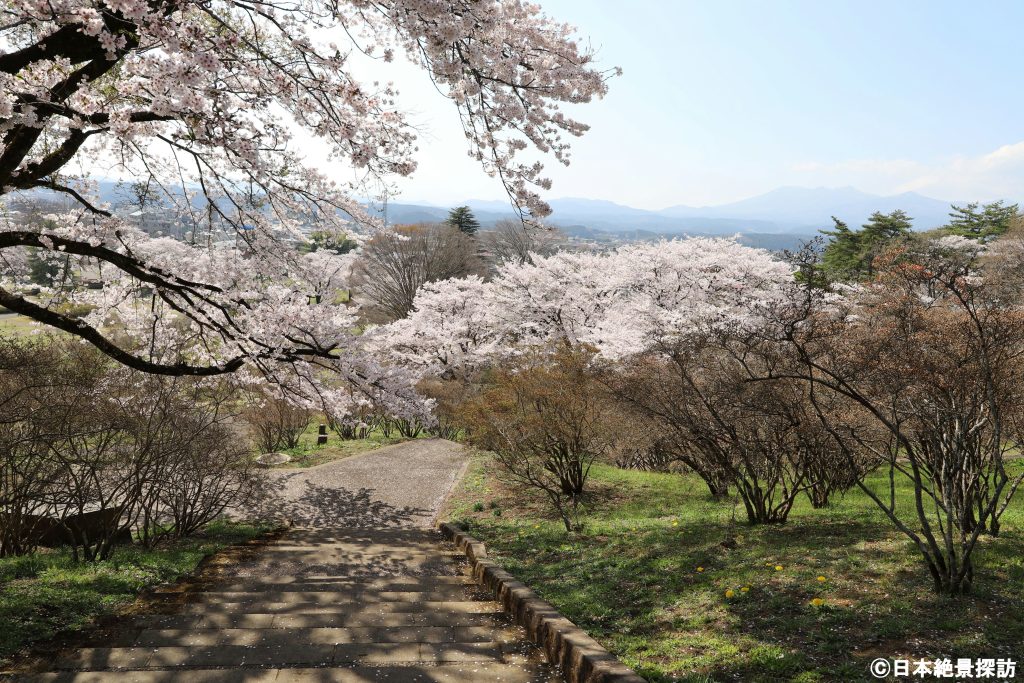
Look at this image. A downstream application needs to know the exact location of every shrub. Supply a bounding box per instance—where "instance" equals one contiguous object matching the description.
[243,396,312,453]
[326,403,374,440]
[617,336,875,525]
[152,433,262,543]
[394,418,423,438]
[457,347,620,532]
[0,337,266,560]
[772,237,1024,593]
[612,439,680,473]
[419,378,468,440]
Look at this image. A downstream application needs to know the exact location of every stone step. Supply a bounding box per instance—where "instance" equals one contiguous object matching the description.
[126,625,523,647]
[225,570,466,581]
[256,540,456,548]
[25,662,563,682]
[257,546,460,555]
[236,556,466,572]
[56,642,508,670]
[179,599,501,615]
[128,610,510,630]
[265,540,449,550]
[18,522,562,683]
[254,539,457,548]
[212,576,475,591]
[192,589,487,604]
[280,528,444,537]
[244,556,466,568]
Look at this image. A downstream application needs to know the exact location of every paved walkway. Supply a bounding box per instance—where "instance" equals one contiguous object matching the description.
[26,440,563,682]
[260,439,471,529]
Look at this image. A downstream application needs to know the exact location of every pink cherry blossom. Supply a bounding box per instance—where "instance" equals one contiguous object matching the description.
[0,0,614,415]
[372,237,795,371]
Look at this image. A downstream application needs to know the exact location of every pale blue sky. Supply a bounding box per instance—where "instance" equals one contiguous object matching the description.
[335,1,1024,209]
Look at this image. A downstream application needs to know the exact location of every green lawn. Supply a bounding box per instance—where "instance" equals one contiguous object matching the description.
[445,457,1024,682]
[0,314,40,337]
[271,423,413,468]
[0,521,274,666]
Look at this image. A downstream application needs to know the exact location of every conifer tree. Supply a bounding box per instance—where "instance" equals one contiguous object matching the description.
[820,210,913,280]
[943,201,1020,241]
[820,218,862,280]
[447,206,481,236]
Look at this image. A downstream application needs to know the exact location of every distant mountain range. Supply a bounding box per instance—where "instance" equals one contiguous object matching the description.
[17,180,961,250]
[378,186,958,238]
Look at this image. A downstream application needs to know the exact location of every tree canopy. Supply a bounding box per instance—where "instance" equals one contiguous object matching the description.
[819,210,914,280]
[0,0,615,409]
[943,201,1020,241]
[446,206,481,236]
[372,237,792,371]
[308,230,358,255]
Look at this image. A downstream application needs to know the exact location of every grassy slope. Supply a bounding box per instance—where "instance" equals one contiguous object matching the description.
[446,457,1024,683]
[0,314,41,337]
[271,423,412,468]
[0,521,273,665]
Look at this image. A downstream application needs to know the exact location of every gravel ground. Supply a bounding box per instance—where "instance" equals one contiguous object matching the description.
[252,438,470,529]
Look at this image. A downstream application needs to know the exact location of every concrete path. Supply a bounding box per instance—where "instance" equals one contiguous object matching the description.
[24,440,563,682]
[259,439,471,529]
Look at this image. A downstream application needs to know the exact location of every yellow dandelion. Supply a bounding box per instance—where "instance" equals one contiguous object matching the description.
[672,521,679,527]
[696,566,705,572]
[533,524,540,529]
[810,597,824,607]
[740,586,750,593]
[816,575,826,583]
[725,589,735,598]
[775,565,784,571]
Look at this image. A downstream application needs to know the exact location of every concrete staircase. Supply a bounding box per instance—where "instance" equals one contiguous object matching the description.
[26,528,562,682]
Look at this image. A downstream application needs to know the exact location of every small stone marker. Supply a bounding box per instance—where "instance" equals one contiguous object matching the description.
[317,424,328,446]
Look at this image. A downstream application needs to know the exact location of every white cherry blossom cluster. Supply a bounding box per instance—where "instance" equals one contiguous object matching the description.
[371,237,795,372]
[0,0,611,415]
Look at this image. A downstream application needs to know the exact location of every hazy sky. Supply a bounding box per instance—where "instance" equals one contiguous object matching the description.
[331,1,1024,209]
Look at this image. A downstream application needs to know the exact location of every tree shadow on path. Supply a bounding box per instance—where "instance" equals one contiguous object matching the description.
[260,479,430,528]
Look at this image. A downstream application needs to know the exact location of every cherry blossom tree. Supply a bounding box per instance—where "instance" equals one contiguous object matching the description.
[0,0,615,409]
[375,236,798,508]
[374,237,794,370]
[376,273,496,372]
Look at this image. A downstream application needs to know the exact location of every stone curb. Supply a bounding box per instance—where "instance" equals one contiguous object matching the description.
[438,522,646,683]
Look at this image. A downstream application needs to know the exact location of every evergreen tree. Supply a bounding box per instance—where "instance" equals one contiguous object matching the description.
[943,200,1019,241]
[820,218,862,280]
[820,210,913,281]
[861,209,913,242]
[447,206,481,236]
[859,210,913,277]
